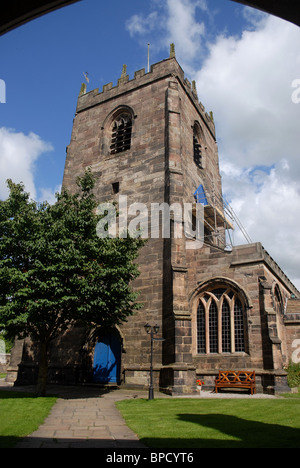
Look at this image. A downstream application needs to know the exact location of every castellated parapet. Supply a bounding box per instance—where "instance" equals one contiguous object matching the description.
[76,56,216,139]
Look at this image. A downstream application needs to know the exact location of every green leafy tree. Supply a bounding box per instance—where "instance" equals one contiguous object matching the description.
[0,170,145,395]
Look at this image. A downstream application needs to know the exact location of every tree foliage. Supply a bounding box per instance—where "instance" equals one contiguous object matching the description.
[0,170,145,394]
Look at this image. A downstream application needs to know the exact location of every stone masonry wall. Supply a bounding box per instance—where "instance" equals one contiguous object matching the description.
[63,61,179,384]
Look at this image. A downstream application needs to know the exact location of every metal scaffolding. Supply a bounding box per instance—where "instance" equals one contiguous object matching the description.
[193,179,252,250]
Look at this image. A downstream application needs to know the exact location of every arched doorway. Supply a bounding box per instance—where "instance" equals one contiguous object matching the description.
[93,333,121,384]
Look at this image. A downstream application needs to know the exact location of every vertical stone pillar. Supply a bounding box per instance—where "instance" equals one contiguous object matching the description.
[163,79,196,394]
[259,278,289,393]
[260,278,284,369]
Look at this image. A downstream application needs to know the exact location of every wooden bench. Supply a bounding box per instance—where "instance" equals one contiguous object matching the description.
[215,370,256,395]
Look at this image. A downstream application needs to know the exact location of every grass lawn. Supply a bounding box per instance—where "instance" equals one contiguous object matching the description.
[0,390,57,448]
[116,397,300,448]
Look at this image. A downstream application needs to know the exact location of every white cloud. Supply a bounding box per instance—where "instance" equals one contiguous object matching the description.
[39,185,61,205]
[194,15,300,288]
[126,11,158,37]
[196,16,300,171]
[165,0,206,65]
[0,127,53,201]
[125,0,207,71]
[223,162,300,280]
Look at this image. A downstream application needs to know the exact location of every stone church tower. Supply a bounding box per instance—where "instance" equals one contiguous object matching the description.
[8,47,300,394]
[62,47,230,394]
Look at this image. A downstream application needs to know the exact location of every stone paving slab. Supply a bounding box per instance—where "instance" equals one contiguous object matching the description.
[12,387,150,448]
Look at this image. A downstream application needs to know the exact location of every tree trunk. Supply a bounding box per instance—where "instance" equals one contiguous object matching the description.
[36,340,49,396]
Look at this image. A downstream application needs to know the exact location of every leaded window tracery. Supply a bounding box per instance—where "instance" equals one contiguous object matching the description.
[110,113,132,154]
[196,286,246,354]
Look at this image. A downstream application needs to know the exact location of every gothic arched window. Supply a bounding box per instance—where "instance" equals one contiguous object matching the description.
[110,112,132,154]
[196,286,246,354]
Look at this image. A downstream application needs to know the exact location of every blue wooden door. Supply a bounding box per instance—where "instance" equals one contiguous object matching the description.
[93,335,121,383]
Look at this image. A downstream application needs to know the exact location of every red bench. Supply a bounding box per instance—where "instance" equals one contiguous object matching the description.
[215,370,256,395]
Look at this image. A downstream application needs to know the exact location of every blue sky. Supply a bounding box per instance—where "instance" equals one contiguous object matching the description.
[1,0,300,287]
[0,0,260,199]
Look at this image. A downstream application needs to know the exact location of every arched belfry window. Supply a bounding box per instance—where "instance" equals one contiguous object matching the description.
[110,112,132,155]
[193,122,204,168]
[196,285,247,354]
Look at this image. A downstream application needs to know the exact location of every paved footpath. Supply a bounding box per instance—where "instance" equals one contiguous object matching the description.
[13,385,153,448]
[0,381,276,449]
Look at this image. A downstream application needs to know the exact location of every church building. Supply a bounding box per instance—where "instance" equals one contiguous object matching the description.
[8,47,300,394]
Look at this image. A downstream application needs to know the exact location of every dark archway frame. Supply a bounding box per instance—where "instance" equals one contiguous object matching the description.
[0,0,299,38]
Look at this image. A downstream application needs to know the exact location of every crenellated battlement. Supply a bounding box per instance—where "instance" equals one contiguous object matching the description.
[76,44,215,136]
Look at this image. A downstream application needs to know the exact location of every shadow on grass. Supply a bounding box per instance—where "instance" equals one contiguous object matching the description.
[0,384,119,400]
[0,390,44,399]
[0,436,21,449]
[1,436,146,449]
[141,413,300,448]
